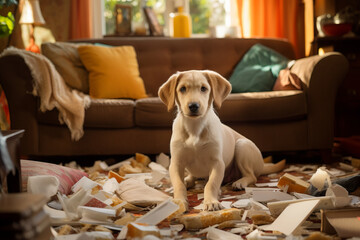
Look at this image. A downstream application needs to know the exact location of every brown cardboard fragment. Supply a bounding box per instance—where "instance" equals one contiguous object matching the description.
[321,208,360,238]
[126,222,160,239]
[251,213,275,225]
[180,208,244,230]
[277,173,310,193]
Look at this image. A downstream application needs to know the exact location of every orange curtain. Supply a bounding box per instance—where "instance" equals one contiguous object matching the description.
[70,0,93,40]
[237,0,304,58]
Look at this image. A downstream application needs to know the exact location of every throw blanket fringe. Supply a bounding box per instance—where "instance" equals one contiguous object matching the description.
[1,47,90,141]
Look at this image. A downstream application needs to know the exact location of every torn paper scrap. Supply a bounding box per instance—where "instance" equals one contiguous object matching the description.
[325,184,351,208]
[293,192,314,199]
[135,198,179,225]
[206,226,242,240]
[250,199,269,212]
[93,190,113,202]
[58,189,92,220]
[55,231,114,240]
[252,190,294,203]
[126,222,160,239]
[221,201,233,209]
[245,229,263,240]
[43,205,69,224]
[231,199,251,209]
[102,177,120,194]
[229,223,254,235]
[245,187,281,194]
[267,196,334,217]
[255,182,279,187]
[27,175,59,199]
[309,167,331,191]
[72,176,100,193]
[147,170,167,187]
[124,173,152,182]
[116,178,170,207]
[149,162,168,175]
[261,199,320,235]
[107,157,132,171]
[156,153,170,169]
[114,212,137,226]
[78,206,116,224]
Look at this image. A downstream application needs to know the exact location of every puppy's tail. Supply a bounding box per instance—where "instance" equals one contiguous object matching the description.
[261,159,286,175]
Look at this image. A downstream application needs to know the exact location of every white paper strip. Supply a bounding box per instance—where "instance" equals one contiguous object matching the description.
[27,175,59,199]
[78,206,116,223]
[72,176,100,193]
[261,199,320,235]
[252,190,294,203]
[206,227,242,240]
[135,198,179,225]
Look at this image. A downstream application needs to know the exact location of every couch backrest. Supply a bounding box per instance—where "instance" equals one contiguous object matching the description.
[73,38,296,96]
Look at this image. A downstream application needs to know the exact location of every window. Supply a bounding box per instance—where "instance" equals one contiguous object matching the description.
[189,0,211,34]
[104,0,165,35]
[104,0,227,36]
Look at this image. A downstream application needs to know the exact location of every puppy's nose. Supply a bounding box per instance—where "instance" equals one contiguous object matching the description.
[188,102,200,113]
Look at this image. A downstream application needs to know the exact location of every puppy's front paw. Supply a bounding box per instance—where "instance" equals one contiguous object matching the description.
[203,200,224,211]
[168,198,188,219]
[172,198,189,212]
[232,176,254,190]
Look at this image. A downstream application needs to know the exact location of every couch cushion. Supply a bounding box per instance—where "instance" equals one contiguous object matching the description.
[41,42,90,93]
[135,91,306,127]
[229,43,289,93]
[218,90,307,122]
[38,98,135,128]
[135,97,174,127]
[78,45,148,99]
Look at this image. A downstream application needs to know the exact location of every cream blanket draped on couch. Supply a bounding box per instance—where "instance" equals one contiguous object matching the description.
[1,47,90,141]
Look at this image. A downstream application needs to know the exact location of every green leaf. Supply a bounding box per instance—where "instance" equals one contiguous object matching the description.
[0,11,15,37]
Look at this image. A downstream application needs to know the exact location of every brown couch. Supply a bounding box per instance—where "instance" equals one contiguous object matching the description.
[0,38,349,159]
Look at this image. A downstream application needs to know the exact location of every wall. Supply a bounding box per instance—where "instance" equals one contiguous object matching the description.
[39,0,71,42]
[0,0,71,52]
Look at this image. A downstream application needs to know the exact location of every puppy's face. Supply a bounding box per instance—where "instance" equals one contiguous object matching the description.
[158,70,232,115]
[176,72,211,118]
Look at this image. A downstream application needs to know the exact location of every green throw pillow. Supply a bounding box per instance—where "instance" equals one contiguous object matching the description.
[229,43,289,93]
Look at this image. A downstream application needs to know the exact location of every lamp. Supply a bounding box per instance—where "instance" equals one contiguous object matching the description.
[19,0,45,53]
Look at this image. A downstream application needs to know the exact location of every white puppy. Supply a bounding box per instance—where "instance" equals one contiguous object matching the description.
[158,70,284,211]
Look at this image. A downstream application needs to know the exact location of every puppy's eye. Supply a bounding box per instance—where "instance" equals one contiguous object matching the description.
[201,86,207,92]
[179,86,186,93]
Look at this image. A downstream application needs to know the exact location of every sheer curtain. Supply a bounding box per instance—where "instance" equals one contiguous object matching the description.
[237,0,304,58]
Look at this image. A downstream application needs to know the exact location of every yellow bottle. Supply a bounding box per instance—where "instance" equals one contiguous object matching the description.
[170,7,192,38]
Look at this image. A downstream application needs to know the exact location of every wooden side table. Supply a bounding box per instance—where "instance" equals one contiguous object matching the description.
[312,37,360,137]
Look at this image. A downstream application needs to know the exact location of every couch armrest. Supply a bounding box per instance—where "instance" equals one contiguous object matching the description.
[0,55,39,155]
[291,52,349,150]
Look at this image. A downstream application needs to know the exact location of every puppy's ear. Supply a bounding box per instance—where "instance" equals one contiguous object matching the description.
[158,72,180,111]
[204,70,232,109]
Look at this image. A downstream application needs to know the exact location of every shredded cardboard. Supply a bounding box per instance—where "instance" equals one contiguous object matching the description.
[34,153,360,239]
[180,208,244,230]
[261,199,320,235]
[116,178,170,207]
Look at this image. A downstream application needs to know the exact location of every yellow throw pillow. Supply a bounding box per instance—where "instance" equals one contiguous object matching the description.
[78,45,148,99]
